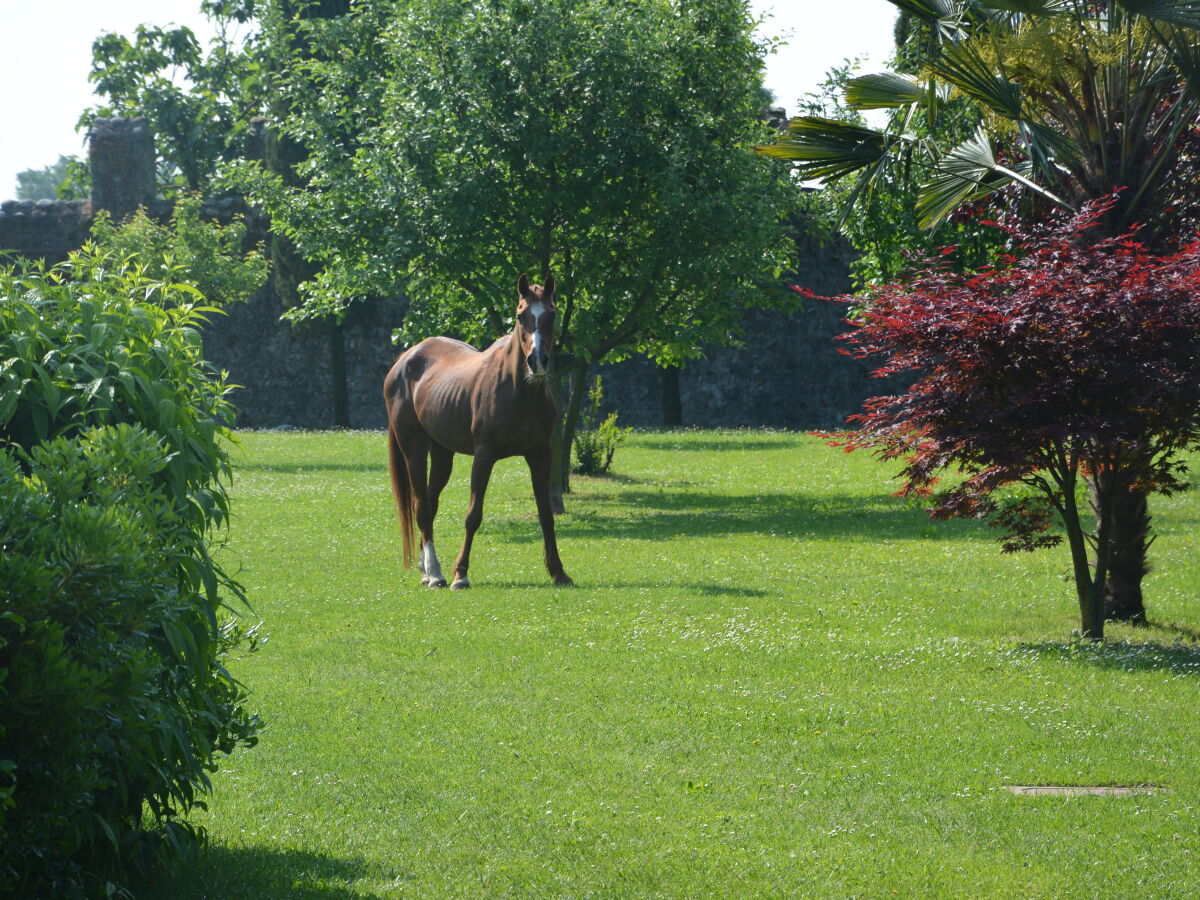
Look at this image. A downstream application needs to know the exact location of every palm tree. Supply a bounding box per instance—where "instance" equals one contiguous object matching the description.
[760,0,1200,623]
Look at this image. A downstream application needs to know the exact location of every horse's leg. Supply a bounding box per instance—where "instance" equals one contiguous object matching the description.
[427,444,454,527]
[406,440,448,588]
[451,452,496,590]
[525,445,572,586]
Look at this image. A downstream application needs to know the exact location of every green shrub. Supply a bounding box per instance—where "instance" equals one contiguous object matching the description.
[88,194,269,307]
[572,376,631,476]
[0,249,261,895]
[0,248,233,532]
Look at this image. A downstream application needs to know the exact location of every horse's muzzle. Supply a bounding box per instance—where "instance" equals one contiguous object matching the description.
[527,352,550,376]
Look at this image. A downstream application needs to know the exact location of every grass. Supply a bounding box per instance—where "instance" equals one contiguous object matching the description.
[152,430,1200,898]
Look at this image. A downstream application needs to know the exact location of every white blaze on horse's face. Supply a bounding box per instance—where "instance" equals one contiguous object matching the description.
[517,295,555,378]
[528,303,548,375]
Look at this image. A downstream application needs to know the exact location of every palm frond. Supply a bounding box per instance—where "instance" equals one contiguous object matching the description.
[888,0,959,19]
[1115,0,1200,27]
[887,0,969,39]
[755,116,890,182]
[844,73,926,110]
[916,126,1070,228]
[1144,20,1200,100]
[969,0,1073,15]
[930,39,1023,119]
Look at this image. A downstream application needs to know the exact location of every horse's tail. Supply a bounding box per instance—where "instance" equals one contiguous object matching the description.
[387,426,417,569]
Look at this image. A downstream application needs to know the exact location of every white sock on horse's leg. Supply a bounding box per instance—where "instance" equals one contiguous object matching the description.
[423,540,447,587]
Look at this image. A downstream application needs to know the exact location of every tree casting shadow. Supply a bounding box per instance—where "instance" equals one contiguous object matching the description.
[1015,638,1200,676]
[142,842,395,900]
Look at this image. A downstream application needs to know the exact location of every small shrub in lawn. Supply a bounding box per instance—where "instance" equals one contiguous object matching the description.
[572,375,631,475]
[0,247,262,895]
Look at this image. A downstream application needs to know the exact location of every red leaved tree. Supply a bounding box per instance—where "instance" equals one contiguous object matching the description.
[829,201,1200,640]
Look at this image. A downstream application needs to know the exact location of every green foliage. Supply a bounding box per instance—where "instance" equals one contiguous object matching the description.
[89,194,269,306]
[0,427,261,896]
[247,0,799,367]
[0,248,233,516]
[0,248,260,892]
[787,59,1004,286]
[14,155,88,202]
[84,12,265,193]
[571,376,631,476]
[761,0,1200,247]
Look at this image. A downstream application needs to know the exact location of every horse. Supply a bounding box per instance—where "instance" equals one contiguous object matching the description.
[383,273,573,589]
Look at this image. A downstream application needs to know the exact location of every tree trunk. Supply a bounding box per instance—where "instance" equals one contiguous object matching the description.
[548,370,566,514]
[660,365,681,427]
[267,0,351,428]
[1063,473,1104,641]
[328,319,349,428]
[559,358,591,493]
[1102,488,1150,624]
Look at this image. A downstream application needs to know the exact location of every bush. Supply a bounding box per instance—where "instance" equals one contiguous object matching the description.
[88,194,269,307]
[0,248,261,894]
[0,427,260,895]
[572,376,631,475]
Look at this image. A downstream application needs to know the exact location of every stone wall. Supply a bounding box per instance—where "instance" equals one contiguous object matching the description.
[202,284,408,429]
[1,117,883,431]
[0,199,91,265]
[598,230,875,430]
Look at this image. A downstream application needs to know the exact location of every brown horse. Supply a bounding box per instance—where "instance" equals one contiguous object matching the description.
[383,274,572,589]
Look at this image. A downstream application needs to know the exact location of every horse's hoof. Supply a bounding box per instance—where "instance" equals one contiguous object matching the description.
[428,577,448,588]
[553,573,574,587]
[450,577,470,591]
[420,575,432,586]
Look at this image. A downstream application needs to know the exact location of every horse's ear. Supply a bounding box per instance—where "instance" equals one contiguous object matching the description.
[517,272,531,298]
[543,273,556,300]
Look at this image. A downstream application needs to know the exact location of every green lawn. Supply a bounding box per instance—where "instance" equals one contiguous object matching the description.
[154,430,1200,898]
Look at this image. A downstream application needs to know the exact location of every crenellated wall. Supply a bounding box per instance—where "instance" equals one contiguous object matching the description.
[0,199,91,265]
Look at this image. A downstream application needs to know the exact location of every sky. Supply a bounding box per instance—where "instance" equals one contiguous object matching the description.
[0,0,899,201]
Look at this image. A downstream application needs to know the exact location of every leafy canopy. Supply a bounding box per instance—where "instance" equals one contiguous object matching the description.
[244,0,799,367]
[84,3,265,193]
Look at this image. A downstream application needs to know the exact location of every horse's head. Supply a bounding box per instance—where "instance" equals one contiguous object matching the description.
[516,272,557,378]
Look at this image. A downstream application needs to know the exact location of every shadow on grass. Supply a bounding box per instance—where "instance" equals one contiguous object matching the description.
[634,436,800,453]
[492,488,986,544]
[483,579,769,597]
[142,842,395,899]
[1148,620,1200,642]
[237,462,386,475]
[1013,639,1200,676]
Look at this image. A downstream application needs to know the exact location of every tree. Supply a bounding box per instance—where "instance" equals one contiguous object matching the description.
[246,0,799,503]
[758,0,1200,621]
[826,201,1200,640]
[14,156,88,201]
[259,0,353,427]
[787,59,1003,288]
[84,1,265,193]
[84,0,360,427]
